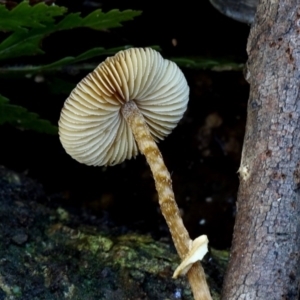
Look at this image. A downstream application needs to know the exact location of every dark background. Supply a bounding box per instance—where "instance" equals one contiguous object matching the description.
[0,0,250,249]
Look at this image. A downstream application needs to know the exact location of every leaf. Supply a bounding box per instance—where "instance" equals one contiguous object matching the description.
[171,57,244,71]
[0,1,141,61]
[0,45,161,76]
[0,46,129,76]
[0,28,46,60]
[0,2,67,31]
[56,9,142,31]
[32,46,133,71]
[0,94,58,134]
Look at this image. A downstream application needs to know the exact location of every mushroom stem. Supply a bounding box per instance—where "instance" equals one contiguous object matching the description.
[121,100,212,300]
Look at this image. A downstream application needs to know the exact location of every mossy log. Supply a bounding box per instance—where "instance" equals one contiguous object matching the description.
[0,166,227,300]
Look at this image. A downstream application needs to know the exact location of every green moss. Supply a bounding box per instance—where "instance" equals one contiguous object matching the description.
[76,234,114,254]
[0,166,226,299]
[11,285,22,297]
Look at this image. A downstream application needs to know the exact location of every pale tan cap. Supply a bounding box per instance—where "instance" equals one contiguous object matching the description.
[58,48,189,166]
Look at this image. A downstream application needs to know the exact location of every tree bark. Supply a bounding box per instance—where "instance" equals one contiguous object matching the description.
[222,1,300,299]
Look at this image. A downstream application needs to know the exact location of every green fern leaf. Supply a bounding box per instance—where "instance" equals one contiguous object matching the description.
[0,2,67,31]
[0,28,46,60]
[172,57,244,71]
[82,9,142,29]
[56,9,141,31]
[34,46,133,70]
[0,94,58,134]
[0,1,141,61]
[0,45,134,75]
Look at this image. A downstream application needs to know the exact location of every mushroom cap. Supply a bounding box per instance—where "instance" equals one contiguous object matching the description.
[58,48,189,166]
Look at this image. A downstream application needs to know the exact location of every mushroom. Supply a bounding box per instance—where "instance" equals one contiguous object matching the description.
[58,48,211,300]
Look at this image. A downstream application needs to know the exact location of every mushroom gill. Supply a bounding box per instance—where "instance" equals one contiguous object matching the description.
[59,48,188,166]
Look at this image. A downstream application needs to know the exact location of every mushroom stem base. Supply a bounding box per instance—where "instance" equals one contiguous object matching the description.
[121,100,212,300]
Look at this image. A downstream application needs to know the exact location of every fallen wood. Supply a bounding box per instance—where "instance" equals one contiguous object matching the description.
[0,166,226,300]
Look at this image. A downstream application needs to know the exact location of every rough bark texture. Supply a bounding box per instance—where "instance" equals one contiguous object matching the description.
[222,1,300,299]
[0,166,225,300]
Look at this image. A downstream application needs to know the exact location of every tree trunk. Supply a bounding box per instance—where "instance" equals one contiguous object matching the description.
[222,1,300,299]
